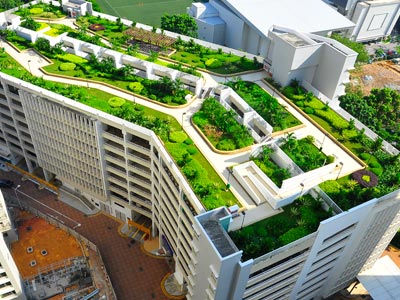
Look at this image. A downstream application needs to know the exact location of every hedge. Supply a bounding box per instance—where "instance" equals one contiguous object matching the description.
[30,8,43,14]
[108,97,126,108]
[56,53,88,64]
[205,58,223,68]
[169,131,188,143]
[59,62,76,71]
[128,82,144,93]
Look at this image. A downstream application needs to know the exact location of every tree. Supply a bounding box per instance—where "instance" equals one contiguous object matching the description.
[21,17,40,31]
[35,37,51,53]
[160,14,198,38]
[331,33,369,63]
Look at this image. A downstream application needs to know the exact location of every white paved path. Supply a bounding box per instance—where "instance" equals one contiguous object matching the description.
[3,38,364,227]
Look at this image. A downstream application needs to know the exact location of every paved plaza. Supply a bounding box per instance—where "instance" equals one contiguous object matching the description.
[1,169,173,300]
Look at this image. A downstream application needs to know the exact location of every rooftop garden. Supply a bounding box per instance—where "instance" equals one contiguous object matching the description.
[0,49,238,210]
[251,145,291,187]
[38,45,191,106]
[280,79,400,210]
[226,78,301,131]
[171,38,262,74]
[73,15,261,75]
[339,88,400,147]
[281,134,333,172]
[229,194,332,260]
[15,2,67,19]
[192,97,254,151]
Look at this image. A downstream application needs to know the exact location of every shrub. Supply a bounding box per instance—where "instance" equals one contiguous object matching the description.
[279,227,309,245]
[59,62,76,71]
[292,95,305,100]
[360,153,370,160]
[342,129,358,141]
[128,82,144,93]
[57,53,87,64]
[30,8,43,14]
[314,109,348,130]
[295,101,304,107]
[216,139,236,151]
[187,146,197,155]
[304,107,314,114]
[369,161,382,168]
[370,167,383,176]
[205,58,223,68]
[184,138,193,145]
[169,131,188,143]
[108,97,126,108]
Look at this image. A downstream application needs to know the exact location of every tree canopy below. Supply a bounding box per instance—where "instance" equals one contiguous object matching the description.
[161,13,198,38]
[339,87,400,146]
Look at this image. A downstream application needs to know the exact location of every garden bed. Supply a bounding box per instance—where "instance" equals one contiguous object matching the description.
[171,38,262,74]
[229,195,331,260]
[227,79,300,131]
[281,135,333,172]
[0,50,238,210]
[193,98,254,151]
[279,81,400,209]
[42,53,191,106]
[15,3,66,19]
[251,146,290,187]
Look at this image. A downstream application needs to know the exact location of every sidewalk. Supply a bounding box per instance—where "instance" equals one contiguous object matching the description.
[3,36,365,212]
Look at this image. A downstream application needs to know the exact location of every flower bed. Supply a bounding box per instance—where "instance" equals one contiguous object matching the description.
[193,98,254,150]
[351,169,378,188]
[89,24,105,31]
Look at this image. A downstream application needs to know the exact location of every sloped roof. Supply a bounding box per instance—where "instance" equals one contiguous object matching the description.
[221,0,355,37]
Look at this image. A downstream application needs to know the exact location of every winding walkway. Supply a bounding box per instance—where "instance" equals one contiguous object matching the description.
[3,35,364,223]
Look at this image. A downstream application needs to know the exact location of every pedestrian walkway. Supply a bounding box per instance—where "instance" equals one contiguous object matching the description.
[2,37,366,222]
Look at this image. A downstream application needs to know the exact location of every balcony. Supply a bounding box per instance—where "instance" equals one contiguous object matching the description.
[103,131,123,144]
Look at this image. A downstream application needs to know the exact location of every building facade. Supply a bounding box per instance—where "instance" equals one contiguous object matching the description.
[326,0,400,41]
[0,191,26,300]
[0,73,400,300]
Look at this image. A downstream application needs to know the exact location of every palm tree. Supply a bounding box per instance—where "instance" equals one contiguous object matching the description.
[284,132,297,151]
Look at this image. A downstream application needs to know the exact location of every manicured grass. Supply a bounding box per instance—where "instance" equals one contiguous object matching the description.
[0,50,239,210]
[94,0,193,27]
[42,56,189,106]
[171,50,260,74]
[37,23,49,31]
[44,23,72,37]
[15,3,67,19]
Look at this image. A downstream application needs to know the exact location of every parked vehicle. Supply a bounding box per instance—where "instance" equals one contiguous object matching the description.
[0,179,13,188]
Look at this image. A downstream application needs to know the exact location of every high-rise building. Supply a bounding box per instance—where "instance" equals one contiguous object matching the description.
[0,190,26,300]
[0,66,399,300]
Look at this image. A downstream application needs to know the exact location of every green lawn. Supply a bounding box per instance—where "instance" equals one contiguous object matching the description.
[0,50,239,210]
[95,0,193,27]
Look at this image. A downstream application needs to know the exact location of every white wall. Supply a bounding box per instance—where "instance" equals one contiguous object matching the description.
[350,2,400,41]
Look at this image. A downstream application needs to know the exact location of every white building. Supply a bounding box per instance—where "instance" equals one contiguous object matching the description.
[0,191,26,300]
[188,0,357,102]
[326,0,400,41]
[1,71,400,300]
[188,0,355,56]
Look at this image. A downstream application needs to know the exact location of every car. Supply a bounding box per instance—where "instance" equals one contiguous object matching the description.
[0,179,13,188]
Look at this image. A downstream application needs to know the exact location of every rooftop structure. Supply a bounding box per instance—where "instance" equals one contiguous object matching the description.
[0,1,399,299]
[0,191,26,300]
[189,1,357,102]
[326,0,400,41]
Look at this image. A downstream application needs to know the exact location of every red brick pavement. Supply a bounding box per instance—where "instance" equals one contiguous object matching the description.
[1,170,173,300]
